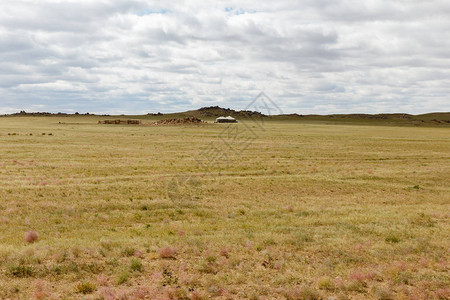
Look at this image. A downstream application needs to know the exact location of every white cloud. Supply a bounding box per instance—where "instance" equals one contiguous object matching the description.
[0,0,449,114]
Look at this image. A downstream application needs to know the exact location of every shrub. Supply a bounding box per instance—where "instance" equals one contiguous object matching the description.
[32,279,51,299]
[349,271,368,282]
[283,286,321,300]
[159,247,177,259]
[273,261,282,270]
[411,213,436,227]
[133,249,143,258]
[162,268,178,286]
[385,235,400,243]
[122,246,136,257]
[219,247,230,258]
[99,287,116,300]
[96,273,109,286]
[8,264,34,277]
[190,290,207,300]
[317,276,335,290]
[198,260,219,274]
[205,255,217,263]
[435,288,450,299]
[76,282,96,294]
[25,231,39,243]
[346,280,366,292]
[117,271,129,285]
[373,285,394,300]
[130,258,143,272]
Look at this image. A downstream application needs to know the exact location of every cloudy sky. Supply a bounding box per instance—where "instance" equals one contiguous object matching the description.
[0,0,449,115]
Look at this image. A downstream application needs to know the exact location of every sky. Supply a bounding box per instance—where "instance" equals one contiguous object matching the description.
[0,0,449,115]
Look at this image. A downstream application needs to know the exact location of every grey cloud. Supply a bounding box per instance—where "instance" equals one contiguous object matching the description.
[0,0,449,114]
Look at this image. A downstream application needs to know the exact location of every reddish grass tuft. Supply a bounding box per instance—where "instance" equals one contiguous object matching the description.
[158,247,177,259]
[133,249,144,258]
[285,205,294,212]
[96,274,109,286]
[25,230,39,243]
[132,286,158,299]
[32,279,51,300]
[273,261,282,270]
[354,243,364,251]
[99,287,116,300]
[418,257,430,267]
[190,290,207,300]
[392,261,407,272]
[435,288,450,299]
[349,270,374,283]
[219,247,230,258]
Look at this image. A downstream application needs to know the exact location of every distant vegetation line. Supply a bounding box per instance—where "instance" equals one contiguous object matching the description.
[2,107,450,126]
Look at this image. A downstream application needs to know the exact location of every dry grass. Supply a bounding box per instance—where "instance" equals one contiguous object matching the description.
[0,116,448,299]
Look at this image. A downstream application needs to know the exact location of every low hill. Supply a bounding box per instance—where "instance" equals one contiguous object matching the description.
[159,107,450,127]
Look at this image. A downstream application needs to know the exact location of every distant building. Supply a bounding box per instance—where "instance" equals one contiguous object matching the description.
[215,116,237,123]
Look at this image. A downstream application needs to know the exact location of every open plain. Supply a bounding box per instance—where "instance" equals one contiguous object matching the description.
[0,115,449,299]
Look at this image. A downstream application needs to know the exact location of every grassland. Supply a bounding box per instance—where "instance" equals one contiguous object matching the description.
[0,115,449,299]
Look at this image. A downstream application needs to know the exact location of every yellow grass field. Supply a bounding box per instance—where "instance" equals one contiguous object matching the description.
[0,116,449,299]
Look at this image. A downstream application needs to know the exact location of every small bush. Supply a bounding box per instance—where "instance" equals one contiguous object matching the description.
[219,248,230,258]
[346,280,366,292]
[122,246,136,257]
[283,286,321,300]
[162,268,178,286]
[205,255,217,263]
[317,276,335,290]
[263,238,276,246]
[435,288,450,299]
[96,274,109,286]
[8,264,34,278]
[133,249,143,258]
[198,260,219,274]
[130,258,143,272]
[76,282,96,294]
[117,271,129,285]
[32,279,51,299]
[385,235,401,243]
[411,213,436,227]
[99,287,116,299]
[190,290,207,300]
[25,231,39,243]
[159,247,177,259]
[373,285,394,300]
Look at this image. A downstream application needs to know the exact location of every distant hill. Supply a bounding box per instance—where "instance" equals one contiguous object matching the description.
[2,107,450,127]
[159,107,450,127]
